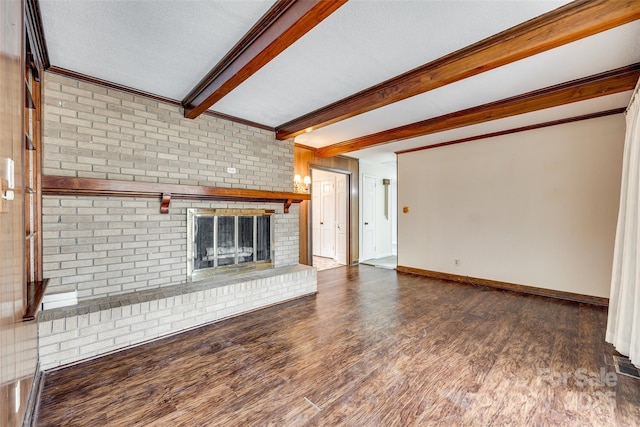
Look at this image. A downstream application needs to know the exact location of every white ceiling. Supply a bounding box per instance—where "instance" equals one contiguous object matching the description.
[210,0,571,125]
[39,0,276,100]
[39,1,640,165]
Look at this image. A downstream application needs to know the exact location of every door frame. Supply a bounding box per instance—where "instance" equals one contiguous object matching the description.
[308,164,352,266]
[361,174,377,262]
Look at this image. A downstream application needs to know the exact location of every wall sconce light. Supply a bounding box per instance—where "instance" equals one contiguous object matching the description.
[294,174,311,193]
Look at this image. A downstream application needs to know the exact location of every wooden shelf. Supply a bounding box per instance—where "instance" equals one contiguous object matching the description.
[23,278,49,321]
[25,81,35,109]
[43,176,310,214]
[25,133,34,150]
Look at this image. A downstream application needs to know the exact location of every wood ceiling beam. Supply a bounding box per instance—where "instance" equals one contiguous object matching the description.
[276,0,640,140]
[315,63,640,158]
[183,0,347,120]
[394,108,626,155]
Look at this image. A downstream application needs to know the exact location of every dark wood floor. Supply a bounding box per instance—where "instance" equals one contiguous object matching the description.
[37,265,640,426]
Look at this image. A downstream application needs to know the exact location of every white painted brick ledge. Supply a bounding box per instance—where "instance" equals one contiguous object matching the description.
[38,264,316,370]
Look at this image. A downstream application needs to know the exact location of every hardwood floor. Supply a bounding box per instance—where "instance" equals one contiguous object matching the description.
[37,265,640,426]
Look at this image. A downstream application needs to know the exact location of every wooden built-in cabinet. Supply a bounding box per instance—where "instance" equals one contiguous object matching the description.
[23,34,47,321]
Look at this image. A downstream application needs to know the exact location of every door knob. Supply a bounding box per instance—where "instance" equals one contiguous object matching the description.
[320,222,324,224]
[364,222,369,225]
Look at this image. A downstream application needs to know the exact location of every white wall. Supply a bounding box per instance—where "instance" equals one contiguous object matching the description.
[360,160,397,260]
[398,115,625,298]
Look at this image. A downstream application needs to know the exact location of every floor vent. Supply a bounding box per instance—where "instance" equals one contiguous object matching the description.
[613,355,640,379]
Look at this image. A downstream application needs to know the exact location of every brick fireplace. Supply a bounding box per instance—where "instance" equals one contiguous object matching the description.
[37,72,316,369]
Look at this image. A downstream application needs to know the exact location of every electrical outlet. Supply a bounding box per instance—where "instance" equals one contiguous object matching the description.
[226,167,237,174]
[454,259,460,267]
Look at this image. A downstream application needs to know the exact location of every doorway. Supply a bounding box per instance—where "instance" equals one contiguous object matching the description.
[311,168,349,271]
[359,160,398,268]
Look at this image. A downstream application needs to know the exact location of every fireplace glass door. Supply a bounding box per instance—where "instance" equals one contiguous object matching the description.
[188,209,274,281]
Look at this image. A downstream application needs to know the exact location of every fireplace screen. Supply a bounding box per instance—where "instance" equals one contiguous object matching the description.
[187,209,274,281]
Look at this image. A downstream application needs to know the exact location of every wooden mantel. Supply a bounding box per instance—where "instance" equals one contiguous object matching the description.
[42,176,310,213]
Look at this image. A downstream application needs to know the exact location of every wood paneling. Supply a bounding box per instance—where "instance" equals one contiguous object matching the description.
[0,1,38,425]
[183,0,348,119]
[395,108,626,154]
[294,145,358,265]
[316,63,640,157]
[396,265,609,306]
[42,175,309,214]
[37,266,640,426]
[276,0,640,140]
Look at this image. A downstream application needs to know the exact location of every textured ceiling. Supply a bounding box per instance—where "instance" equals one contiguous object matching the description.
[294,21,640,151]
[39,0,277,100]
[210,0,572,126]
[38,0,640,164]
[350,91,633,164]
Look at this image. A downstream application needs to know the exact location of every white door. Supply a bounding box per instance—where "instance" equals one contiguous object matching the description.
[320,179,336,258]
[362,175,376,261]
[336,174,347,265]
[312,181,321,256]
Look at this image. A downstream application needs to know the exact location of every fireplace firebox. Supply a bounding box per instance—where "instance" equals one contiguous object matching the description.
[187,208,274,281]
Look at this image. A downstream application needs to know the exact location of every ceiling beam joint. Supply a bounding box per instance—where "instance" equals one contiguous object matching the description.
[183,0,347,120]
[315,63,640,158]
[276,0,640,140]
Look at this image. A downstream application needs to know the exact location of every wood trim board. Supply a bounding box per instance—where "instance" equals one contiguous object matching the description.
[316,63,640,157]
[395,108,626,155]
[42,176,309,214]
[276,0,640,140]
[183,0,348,119]
[396,265,609,307]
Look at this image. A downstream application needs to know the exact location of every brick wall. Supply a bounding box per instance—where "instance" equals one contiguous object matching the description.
[42,72,299,301]
[38,265,316,369]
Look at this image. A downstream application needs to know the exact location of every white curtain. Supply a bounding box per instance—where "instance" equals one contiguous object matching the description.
[607,79,640,368]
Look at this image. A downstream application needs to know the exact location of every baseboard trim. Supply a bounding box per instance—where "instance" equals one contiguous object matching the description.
[396,265,609,307]
[22,362,44,427]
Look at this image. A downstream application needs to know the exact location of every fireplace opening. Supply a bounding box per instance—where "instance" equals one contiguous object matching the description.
[187,209,274,281]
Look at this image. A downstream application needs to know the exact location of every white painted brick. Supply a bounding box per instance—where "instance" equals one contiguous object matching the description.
[42,347,79,366]
[98,326,131,340]
[79,339,116,355]
[39,330,78,347]
[52,318,65,333]
[39,343,60,357]
[144,307,174,321]
[115,331,145,345]
[114,313,146,328]
[43,74,299,304]
[59,334,98,351]
[130,318,159,332]
[142,324,173,338]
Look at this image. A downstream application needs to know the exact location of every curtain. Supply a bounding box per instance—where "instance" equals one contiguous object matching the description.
[606,79,640,368]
